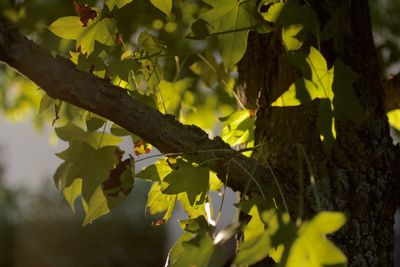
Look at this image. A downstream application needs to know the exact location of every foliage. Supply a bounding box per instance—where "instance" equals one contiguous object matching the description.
[0,0,398,266]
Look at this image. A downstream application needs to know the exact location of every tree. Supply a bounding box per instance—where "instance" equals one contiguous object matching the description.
[0,0,399,266]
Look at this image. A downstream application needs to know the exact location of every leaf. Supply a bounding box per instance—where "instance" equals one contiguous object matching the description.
[55,122,121,148]
[102,158,134,197]
[141,59,163,91]
[235,231,271,266]
[55,142,119,201]
[167,231,224,267]
[161,160,209,206]
[53,161,81,189]
[149,0,172,17]
[85,113,106,132]
[110,123,132,136]
[272,47,336,148]
[221,109,254,147]
[38,94,55,114]
[387,109,400,130]
[209,171,223,192]
[138,31,165,55]
[158,78,193,116]
[178,193,207,219]
[49,13,117,53]
[82,185,124,226]
[106,0,134,10]
[281,212,347,267]
[62,178,82,212]
[73,1,97,26]
[200,0,260,69]
[258,0,319,51]
[136,159,172,182]
[147,182,175,214]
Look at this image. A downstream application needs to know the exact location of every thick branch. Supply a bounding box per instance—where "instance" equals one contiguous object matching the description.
[0,24,275,198]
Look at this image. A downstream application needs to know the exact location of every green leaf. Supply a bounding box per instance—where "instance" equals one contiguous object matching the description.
[85,113,106,132]
[136,159,172,182]
[149,0,172,17]
[235,231,271,266]
[38,94,55,114]
[200,0,260,69]
[167,231,224,267]
[387,109,400,130]
[138,31,165,55]
[62,178,82,212]
[48,16,88,39]
[209,171,223,191]
[55,123,121,148]
[273,47,337,148]
[48,12,117,53]
[221,109,254,147]
[53,161,81,189]
[161,160,209,206]
[158,78,193,116]
[55,142,119,201]
[110,123,132,136]
[147,182,176,216]
[106,0,134,10]
[258,0,319,51]
[178,193,207,219]
[282,212,347,267]
[141,58,163,91]
[82,186,123,226]
[307,211,346,234]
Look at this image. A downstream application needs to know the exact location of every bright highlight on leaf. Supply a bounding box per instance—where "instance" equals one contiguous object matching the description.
[221,109,254,148]
[48,10,117,53]
[234,206,347,267]
[387,109,400,130]
[284,212,347,267]
[258,0,319,51]
[272,47,364,150]
[106,0,134,10]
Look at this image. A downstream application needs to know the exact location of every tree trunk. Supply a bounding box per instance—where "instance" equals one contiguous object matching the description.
[239,2,398,266]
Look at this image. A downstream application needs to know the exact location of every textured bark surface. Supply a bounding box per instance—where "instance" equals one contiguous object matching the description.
[238,2,398,266]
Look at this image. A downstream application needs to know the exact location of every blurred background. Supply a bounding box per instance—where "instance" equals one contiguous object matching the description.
[0,0,400,266]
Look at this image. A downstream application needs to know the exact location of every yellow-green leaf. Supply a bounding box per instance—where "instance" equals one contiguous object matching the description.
[106,0,134,9]
[149,0,172,17]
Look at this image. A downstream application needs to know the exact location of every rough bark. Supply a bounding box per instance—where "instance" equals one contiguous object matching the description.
[239,2,398,266]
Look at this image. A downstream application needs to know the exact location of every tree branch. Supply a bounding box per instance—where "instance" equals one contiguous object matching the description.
[0,24,275,198]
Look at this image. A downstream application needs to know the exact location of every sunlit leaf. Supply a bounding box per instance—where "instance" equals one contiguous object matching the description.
[106,0,134,10]
[55,123,121,148]
[161,160,209,206]
[158,78,193,116]
[387,109,400,130]
[55,142,119,201]
[221,109,254,147]
[136,159,172,182]
[62,178,82,212]
[49,12,117,53]
[38,94,55,114]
